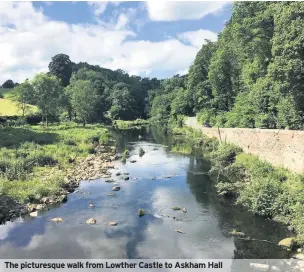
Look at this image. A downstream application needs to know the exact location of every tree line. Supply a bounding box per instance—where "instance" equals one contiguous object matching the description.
[10,2,304,129]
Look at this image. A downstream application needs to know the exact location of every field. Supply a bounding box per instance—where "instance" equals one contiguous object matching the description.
[0,98,38,116]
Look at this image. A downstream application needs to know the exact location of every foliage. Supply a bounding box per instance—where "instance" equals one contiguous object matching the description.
[48,54,73,87]
[31,73,64,126]
[0,124,109,203]
[2,80,15,89]
[68,80,99,126]
[11,80,35,116]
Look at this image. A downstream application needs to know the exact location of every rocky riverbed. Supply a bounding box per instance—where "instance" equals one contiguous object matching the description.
[0,143,117,223]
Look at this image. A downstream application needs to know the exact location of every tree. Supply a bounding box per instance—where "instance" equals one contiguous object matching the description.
[31,73,64,126]
[187,40,218,112]
[12,80,34,116]
[69,80,98,126]
[48,54,73,87]
[109,83,137,120]
[2,79,15,89]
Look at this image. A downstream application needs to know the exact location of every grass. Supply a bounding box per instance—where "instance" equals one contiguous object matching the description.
[0,123,110,203]
[113,119,150,129]
[0,98,38,116]
[170,125,304,246]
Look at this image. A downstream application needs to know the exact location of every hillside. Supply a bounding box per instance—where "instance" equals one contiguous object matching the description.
[0,98,38,116]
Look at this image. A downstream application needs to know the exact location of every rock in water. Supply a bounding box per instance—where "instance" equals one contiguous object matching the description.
[112,186,121,191]
[105,179,114,183]
[106,221,118,226]
[30,211,38,217]
[124,176,129,180]
[116,172,121,176]
[89,203,95,208]
[86,218,97,225]
[175,229,185,234]
[151,177,156,180]
[172,207,181,211]
[278,238,294,249]
[130,160,137,163]
[138,209,145,216]
[182,207,187,213]
[51,217,64,223]
[229,231,246,237]
[35,204,45,210]
[106,193,116,196]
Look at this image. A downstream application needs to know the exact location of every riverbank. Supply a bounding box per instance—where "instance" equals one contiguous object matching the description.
[170,125,304,252]
[0,123,116,223]
[112,119,150,130]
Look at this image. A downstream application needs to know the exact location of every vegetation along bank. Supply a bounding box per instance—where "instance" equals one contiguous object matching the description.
[0,124,116,223]
[170,125,304,253]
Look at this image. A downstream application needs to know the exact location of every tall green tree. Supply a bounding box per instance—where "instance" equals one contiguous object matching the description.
[31,73,64,126]
[48,54,73,87]
[69,80,99,126]
[11,80,34,116]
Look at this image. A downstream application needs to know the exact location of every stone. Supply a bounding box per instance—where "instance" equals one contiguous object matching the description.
[105,179,114,183]
[138,209,145,216]
[278,238,294,249]
[58,195,68,203]
[124,173,129,175]
[101,175,111,178]
[175,229,185,234]
[86,218,97,225]
[106,193,116,196]
[130,160,137,163]
[229,231,246,237]
[172,207,181,211]
[112,186,121,191]
[35,204,45,210]
[287,225,295,232]
[124,177,130,180]
[116,172,121,176]
[30,211,38,217]
[182,208,187,213]
[151,177,156,180]
[106,221,118,226]
[51,217,64,223]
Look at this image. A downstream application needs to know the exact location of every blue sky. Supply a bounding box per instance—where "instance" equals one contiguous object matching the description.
[0,1,232,83]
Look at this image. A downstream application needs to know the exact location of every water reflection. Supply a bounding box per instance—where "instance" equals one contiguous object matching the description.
[0,126,290,259]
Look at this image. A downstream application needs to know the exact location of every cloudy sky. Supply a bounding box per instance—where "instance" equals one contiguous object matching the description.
[0,1,232,84]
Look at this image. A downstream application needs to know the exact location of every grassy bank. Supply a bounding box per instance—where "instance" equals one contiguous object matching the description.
[112,119,150,130]
[170,126,304,246]
[0,123,110,203]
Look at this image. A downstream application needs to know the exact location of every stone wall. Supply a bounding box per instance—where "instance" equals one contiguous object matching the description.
[185,117,304,174]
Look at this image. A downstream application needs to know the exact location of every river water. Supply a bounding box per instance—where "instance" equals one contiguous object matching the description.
[0,126,291,259]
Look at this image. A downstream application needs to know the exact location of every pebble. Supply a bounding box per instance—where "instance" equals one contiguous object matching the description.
[51,217,64,223]
[86,218,97,225]
[112,186,121,191]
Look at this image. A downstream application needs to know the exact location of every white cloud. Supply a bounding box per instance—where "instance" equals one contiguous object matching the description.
[146,1,229,21]
[178,29,218,49]
[0,2,218,83]
[88,1,109,16]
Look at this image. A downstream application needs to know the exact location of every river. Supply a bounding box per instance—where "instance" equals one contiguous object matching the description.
[0,126,291,259]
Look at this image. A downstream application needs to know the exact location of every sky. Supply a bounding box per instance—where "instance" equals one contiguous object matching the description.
[0,1,232,84]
